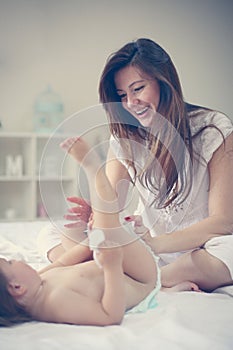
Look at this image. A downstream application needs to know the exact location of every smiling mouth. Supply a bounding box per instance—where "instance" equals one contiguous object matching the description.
[135,107,149,116]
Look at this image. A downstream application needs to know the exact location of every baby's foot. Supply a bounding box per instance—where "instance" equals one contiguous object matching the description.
[61,137,101,173]
[60,137,91,164]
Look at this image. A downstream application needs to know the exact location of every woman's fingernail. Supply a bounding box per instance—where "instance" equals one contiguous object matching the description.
[124,216,131,221]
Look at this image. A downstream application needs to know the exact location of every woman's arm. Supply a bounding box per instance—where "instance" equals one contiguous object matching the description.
[145,133,233,254]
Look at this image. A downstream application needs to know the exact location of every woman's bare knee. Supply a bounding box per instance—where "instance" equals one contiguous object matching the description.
[191,249,233,291]
[161,249,233,292]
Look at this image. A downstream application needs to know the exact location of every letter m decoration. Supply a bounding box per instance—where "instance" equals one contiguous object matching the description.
[5,155,23,177]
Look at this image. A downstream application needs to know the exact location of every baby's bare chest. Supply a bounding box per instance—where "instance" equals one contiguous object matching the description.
[44,262,104,299]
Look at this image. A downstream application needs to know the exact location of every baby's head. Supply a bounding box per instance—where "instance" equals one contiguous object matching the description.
[0,267,32,327]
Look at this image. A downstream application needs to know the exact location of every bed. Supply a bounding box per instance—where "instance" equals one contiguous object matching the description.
[0,220,233,350]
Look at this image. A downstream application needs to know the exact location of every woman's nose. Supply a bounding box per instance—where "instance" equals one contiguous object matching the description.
[126,93,139,108]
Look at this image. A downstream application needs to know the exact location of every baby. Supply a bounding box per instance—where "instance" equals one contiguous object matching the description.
[0,137,160,327]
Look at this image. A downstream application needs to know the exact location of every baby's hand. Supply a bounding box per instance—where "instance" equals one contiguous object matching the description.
[64,196,92,228]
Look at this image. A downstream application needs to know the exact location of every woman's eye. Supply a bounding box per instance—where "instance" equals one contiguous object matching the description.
[118,93,127,100]
[134,85,144,93]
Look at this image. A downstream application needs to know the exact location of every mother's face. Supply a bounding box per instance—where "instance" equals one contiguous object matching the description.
[114,65,160,128]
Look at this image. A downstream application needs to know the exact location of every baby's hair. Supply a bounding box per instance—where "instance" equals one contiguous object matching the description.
[0,269,33,327]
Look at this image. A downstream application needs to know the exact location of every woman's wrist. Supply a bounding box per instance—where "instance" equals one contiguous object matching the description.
[148,234,165,255]
[157,235,166,254]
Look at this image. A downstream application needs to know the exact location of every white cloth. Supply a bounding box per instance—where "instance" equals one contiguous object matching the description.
[37,221,65,261]
[205,235,233,279]
[110,109,233,267]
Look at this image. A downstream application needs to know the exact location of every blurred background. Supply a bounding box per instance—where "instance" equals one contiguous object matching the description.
[0,0,232,221]
[0,0,233,132]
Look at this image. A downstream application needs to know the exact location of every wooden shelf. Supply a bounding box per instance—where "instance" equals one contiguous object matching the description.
[0,132,77,221]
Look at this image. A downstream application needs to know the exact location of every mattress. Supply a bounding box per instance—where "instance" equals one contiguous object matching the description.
[0,221,233,350]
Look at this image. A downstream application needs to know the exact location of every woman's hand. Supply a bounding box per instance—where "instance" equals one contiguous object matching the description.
[64,196,92,229]
[124,215,161,254]
[124,215,149,234]
[139,230,163,255]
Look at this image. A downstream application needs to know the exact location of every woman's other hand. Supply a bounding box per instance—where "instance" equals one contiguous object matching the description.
[124,215,158,252]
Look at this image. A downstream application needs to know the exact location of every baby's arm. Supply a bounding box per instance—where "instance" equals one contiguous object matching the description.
[39,239,92,274]
[97,245,125,323]
[49,246,126,326]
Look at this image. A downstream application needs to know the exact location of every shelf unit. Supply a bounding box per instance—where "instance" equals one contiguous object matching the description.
[0,132,77,221]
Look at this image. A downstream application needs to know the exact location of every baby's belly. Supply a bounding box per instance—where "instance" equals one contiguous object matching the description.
[45,261,104,299]
[44,261,152,308]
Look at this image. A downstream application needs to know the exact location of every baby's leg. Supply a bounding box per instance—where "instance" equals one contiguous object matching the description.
[48,244,65,262]
[83,144,157,285]
[62,137,157,287]
[86,165,157,285]
[122,235,158,286]
[99,226,157,286]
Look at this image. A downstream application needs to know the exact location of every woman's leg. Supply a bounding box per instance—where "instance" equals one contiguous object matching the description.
[161,247,233,292]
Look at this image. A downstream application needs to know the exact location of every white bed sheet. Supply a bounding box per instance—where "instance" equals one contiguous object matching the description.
[0,221,233,350]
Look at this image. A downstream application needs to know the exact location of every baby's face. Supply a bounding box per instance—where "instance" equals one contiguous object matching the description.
[0,258,37,286]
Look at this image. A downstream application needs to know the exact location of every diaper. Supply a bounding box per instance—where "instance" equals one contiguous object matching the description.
[123,222,161,314]
[126,244,161,314]
[126,282,160,314]
[37,222,63,261]
[204,234,233,279]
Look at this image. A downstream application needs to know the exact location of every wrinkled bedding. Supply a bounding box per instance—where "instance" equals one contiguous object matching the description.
[0,221,233,350]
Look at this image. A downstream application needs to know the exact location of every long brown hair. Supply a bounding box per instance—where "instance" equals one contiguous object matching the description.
[0,269,33,327]
[99,38,196,207]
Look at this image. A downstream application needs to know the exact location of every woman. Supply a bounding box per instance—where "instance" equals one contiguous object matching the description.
[39,38,233,292]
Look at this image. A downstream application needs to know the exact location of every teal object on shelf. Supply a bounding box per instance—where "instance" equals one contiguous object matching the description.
[34,85,64,133]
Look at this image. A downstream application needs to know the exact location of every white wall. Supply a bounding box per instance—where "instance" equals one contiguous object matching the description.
[0,0,233,132]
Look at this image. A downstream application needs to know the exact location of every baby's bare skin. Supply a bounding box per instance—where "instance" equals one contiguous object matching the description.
[33,258,152,324]
[25,136,158,326]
